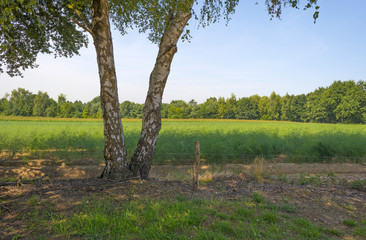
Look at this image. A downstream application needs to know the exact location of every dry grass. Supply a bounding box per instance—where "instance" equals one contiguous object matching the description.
[253,156,265,181]
[198,167,234,183]
[151,165,235,183]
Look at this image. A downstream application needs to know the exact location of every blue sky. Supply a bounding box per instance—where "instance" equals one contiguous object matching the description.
[1,0,365,103]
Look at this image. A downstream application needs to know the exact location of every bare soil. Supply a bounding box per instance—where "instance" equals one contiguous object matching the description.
[0,159,365,239]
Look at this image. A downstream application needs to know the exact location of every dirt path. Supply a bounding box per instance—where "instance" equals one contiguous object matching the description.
[1,159,365,180]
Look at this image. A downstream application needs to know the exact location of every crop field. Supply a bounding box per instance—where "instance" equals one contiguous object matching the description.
[0,116,366,164]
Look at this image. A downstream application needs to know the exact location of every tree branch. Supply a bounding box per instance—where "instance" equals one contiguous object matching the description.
[66,3,94,35]
[72,18,94,37]
[77,10,93,30]
[66,4,92,28]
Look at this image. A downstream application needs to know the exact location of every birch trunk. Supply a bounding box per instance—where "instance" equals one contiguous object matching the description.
[91,0,131,180]
[130,2,193,179]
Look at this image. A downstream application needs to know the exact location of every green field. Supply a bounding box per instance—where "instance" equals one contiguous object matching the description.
[0,117,365,164]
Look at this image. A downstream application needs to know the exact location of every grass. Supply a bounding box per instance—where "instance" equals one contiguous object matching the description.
[43,195,343,240]
[341,203,356,211]
[276,173,289,183]
[252,192,265,203]
[13,190,347,239]
[1,117,366,164]
[299,173,322,186]
[353,219,366,238]
[350,179,366,191]
[343,219,358,227]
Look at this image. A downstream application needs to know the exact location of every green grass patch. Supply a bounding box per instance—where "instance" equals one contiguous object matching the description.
[252,192,265,203]
[353,219,366,237]
[350,179,366,191]
[299,173,322,186]
[47,196,343,240]
[278,203,297,213]
[0,177,17,182]
[343,219,358,227]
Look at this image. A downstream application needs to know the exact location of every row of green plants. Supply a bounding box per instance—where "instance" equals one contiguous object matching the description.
[1,80,366,123]
[1,119,365,163]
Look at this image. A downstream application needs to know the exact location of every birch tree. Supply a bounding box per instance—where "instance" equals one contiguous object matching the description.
[1,0,134,179]
[122,0,197,178]
[124,0,320,179]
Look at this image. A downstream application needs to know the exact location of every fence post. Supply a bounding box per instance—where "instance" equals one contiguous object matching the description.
[193,141,200,191]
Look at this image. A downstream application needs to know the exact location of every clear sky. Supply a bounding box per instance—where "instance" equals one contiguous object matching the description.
[1,0,365,104]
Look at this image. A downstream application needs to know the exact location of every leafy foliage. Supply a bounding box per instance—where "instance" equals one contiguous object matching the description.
[111,0,240,44]
[265,0,320,22]
[0,0,88,77]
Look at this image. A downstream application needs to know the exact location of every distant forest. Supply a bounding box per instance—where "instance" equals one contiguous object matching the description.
[1,80,365,124]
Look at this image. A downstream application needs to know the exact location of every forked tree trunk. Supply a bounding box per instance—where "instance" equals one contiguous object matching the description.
[91,0,131,180]
[130,1,193,179]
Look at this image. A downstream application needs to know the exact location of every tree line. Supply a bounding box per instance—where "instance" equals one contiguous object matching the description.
[1,80,365,124]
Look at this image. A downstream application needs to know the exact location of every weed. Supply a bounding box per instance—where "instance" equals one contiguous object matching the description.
[326,171,339,183]
[26,194,41,207]
[252,192,264,204]
[11,235,22,240]
[290,218,324,239]
[327,171,336,178]
[343,219,358,227]
[216,212,229,220]
[195,229,227,240]
[235,207,254,218]
[299,173,322,186]
[176,194,189,202]
[342,203,356,211]
[279,203,297,213]
[260,210,279,224]
[0,177,17,182]
[212,220,237,236]
[353,219,366,237]
[277,173,288,183]
[23,208,54,233]
[350,179,366,191]
[22,156,30,163]
[323,228,345,237]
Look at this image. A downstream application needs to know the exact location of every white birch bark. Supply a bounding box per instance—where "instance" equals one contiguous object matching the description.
[130,1,194,179]
[91,0,131,180]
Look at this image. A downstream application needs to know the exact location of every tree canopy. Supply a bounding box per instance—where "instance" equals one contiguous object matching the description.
[0,0,89,77]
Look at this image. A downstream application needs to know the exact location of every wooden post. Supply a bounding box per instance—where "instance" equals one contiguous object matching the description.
[193,141,200,191]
